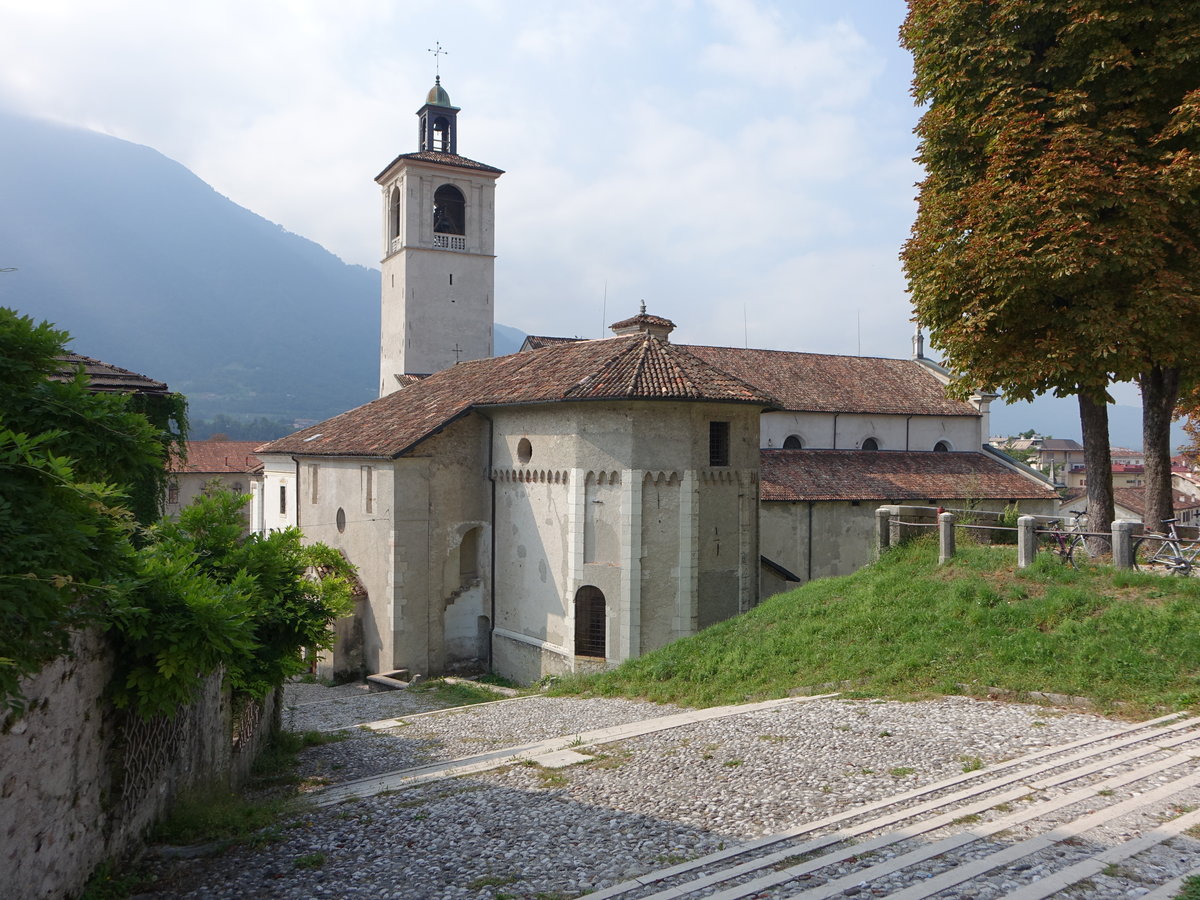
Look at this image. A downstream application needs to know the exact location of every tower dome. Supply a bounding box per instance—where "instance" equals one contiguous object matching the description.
[426,76,454,108]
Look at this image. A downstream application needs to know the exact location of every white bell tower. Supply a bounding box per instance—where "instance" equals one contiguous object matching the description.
[375,77,504,396]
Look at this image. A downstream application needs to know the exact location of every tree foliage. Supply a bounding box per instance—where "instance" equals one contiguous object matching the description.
[108,488,355,717]
[901,1,1200,533]
[0,310,149,707]
[902,1,1200,398]
[1,308,354,717]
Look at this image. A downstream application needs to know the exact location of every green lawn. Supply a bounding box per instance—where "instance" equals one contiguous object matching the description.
[552,538,1200,714]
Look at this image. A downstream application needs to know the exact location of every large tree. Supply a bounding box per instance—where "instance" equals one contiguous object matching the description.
[901,1,1200,540]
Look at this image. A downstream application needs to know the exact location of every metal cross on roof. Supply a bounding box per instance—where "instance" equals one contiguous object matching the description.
[451,342,463,363]
[428,42,448,78]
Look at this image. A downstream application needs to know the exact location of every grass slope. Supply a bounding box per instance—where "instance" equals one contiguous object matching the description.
[553,539,1200,714]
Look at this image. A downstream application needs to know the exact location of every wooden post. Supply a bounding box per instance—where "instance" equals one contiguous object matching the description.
[939,512,956,564]
[1017,516,1037,569]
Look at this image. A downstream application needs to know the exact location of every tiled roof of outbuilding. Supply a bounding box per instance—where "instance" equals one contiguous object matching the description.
[687,347,978,417]
[1111,488,1200,519]
[760,450,1057,502]
[375,150,504,180]
[53,353,168,394]
[259,334,775,458]
[520,336,584,352]
[172,441,263,475]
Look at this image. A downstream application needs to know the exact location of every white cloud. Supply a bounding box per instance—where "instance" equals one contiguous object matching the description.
[0,0,922,350]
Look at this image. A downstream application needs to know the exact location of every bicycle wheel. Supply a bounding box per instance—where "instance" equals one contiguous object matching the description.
[1132,537,1160,572]
[1065,534,1087,568]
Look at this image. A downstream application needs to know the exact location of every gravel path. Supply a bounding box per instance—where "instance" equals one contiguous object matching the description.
[137,686,1145,899]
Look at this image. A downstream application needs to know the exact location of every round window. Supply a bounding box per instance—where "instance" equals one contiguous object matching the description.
[517,437,532,465]
[336,507,346,533]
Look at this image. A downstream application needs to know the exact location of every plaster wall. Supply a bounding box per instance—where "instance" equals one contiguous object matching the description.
[489,401,760,683]
[391,417,490,676]
[258,454,298,534]
[287,456,394,679]
[760,411,981,452]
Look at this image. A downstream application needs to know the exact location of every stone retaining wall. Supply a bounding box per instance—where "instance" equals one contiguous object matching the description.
[0,629,279,900]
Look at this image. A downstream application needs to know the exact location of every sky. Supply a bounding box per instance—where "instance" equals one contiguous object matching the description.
[0,0,930,358]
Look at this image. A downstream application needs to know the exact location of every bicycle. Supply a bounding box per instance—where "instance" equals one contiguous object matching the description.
[1132,518,1199,576]
[1042,509,1091,568]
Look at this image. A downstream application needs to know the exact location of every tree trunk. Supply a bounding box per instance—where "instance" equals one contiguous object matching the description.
[1139,364,1181,534]
[1078,392,1114,554]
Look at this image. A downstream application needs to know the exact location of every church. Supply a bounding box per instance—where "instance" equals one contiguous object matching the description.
[255,79,1056,685]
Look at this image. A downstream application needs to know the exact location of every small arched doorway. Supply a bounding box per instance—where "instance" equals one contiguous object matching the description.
[574,586,606,659]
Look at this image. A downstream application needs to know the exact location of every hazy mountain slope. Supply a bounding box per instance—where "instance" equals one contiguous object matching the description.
[0,112,525,422]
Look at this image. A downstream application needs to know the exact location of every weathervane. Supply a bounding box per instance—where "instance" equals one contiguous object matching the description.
[428,42,448,79]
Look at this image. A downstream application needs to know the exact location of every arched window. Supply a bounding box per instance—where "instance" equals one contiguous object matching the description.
[574,586,606,658]
[433,184,465,235]
[861,437,879,451]
[783,435,803,450]
[389,186,401,240]
[934,440,951,452]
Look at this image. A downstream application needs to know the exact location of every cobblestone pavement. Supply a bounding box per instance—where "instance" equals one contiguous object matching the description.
[135,686,1199,899]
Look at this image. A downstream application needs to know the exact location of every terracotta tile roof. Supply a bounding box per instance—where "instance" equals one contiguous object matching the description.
[52,353,168,394]
[1112,488,1200,518]
[520,336,584,352]
[610,311,676,330]
[375,150,504,180]
[760,450,1058,502]
[172,440,263,475]
[259,334,775,458]
[687,347,978,417]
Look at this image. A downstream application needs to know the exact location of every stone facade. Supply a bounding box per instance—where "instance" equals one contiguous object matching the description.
[0,631,277,900]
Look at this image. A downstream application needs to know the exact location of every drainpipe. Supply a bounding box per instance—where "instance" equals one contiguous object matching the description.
[905,416,913,451]
[832,414,839,450]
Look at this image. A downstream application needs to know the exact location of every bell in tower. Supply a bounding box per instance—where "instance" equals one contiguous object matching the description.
[417,77,459,154]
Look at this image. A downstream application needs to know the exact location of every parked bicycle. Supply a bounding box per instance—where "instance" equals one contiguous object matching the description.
[1042,509,1091,568]
[1132,518,1199,576]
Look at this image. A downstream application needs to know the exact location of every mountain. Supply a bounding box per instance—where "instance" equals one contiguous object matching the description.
[0,112,524,423]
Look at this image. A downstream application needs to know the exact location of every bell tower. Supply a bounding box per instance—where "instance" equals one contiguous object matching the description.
[375,77,504,396]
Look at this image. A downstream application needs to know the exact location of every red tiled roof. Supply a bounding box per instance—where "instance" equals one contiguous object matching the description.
[1112,488,1200,518]
[52,353,168,394]
[375,150,504,180]
[520,336,584,352]
[259,333,775,458]
[172,440,263,474]
[687,347,978,417]
[610,312,676,330]
[760,450,1058,502]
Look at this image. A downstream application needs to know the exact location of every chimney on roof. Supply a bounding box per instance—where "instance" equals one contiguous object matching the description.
[913,324,925,360]
[609,302,676,341]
